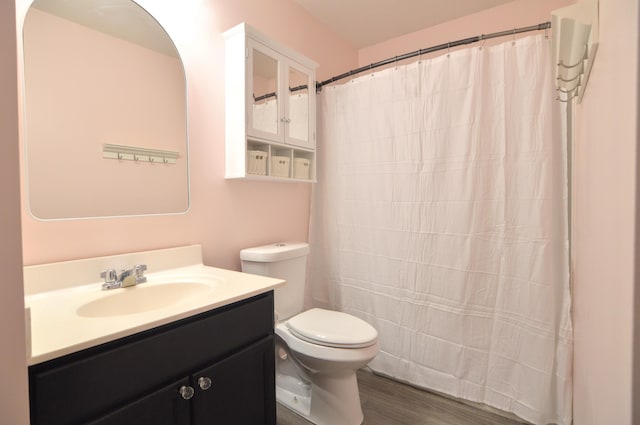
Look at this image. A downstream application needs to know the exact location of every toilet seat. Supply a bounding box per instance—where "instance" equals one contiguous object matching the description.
[286,308,378,349]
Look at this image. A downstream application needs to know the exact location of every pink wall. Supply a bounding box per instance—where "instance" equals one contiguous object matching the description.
[9,0,640,423]
[0,0,30,423]
[572,0,639,423]
[17,0,357,269]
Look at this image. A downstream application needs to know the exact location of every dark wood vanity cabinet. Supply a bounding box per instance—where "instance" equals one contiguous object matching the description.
[29,292,276,425]
[85,377,192,425]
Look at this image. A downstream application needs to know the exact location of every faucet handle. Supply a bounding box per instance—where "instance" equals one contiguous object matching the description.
[133,264,147,284]
[100,269,117,283]
[134,264,147,277]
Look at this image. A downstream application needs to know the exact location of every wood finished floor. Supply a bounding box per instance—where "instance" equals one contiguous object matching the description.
[277,370,529,425]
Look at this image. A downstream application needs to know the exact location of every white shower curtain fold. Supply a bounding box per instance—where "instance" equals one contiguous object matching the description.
[309,34,572,425]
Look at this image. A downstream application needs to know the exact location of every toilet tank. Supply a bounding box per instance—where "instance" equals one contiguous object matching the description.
[240,242,310,321]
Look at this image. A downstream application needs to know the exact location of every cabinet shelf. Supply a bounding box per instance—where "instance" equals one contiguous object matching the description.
[224,23,318,182]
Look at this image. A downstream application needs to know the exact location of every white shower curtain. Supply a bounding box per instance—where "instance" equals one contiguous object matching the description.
[309,35,572,425]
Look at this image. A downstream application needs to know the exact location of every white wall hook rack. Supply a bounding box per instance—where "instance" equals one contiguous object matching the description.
[102,144,179,164]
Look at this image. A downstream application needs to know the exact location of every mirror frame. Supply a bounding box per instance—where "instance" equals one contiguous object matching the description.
[20,0,190,221]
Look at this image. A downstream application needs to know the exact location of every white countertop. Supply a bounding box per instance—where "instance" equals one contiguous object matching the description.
[24,246,284,365]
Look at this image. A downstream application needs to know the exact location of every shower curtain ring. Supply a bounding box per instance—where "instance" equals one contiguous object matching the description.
[512,28,516,45]
[447,42,451,58]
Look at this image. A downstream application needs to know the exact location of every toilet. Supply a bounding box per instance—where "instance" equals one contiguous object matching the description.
[240,242,379,425]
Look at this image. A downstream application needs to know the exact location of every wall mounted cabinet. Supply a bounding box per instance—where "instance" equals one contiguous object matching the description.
[224,23,318,181]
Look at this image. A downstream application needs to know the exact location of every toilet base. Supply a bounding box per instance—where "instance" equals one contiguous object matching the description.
[275,322,377,425]
[276,370,364,425]
[277,386,312,419]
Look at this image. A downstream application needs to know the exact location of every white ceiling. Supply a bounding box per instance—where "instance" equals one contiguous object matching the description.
[294,0,518,48]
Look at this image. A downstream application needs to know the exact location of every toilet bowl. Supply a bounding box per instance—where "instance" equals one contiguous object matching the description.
[240,243,379,425]
[276,309,379,425]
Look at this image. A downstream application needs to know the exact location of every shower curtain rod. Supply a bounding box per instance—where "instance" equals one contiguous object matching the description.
[315,21,551,91]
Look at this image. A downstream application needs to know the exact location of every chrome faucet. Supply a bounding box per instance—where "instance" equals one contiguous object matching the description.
[100,264,147,290]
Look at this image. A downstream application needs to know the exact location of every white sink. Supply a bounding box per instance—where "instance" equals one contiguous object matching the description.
[76,282,215,317]
[25,250,286,365]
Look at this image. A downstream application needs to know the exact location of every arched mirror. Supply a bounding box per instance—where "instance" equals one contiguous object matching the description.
[22,0,189,220]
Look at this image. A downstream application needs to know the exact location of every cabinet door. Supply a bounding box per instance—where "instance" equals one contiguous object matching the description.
[247,39,283,142]
[29,294,274,425]
[284,62,315,149]
[86,378,191,425]
[190,335,275,425]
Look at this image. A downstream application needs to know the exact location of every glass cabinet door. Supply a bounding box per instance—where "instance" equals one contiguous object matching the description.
[285,63,314,149]
[248,41,282,141]
[247,39,315,149]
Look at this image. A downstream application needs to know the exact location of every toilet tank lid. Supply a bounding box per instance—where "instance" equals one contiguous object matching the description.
[240,242,310,262]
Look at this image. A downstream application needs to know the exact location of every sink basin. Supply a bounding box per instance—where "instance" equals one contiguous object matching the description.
[76,282,215,318]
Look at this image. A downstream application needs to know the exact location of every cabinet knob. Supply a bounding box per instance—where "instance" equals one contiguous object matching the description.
[179,385,195,400]
[198,376,213,390]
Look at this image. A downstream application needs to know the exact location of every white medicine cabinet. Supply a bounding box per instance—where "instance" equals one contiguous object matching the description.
[224,23,318,181]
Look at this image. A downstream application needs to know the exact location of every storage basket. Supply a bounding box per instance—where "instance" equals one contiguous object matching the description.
[293,158,310,179]
[271,156,290,178]
[247,150,267,175]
